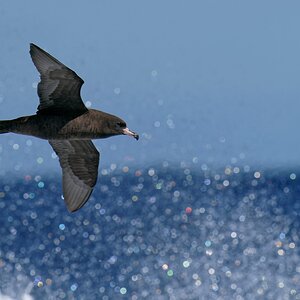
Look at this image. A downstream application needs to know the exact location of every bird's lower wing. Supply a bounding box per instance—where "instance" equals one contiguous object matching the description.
[49,139,100,212]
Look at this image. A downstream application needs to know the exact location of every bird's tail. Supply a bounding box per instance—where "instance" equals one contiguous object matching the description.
[0,120,12,134]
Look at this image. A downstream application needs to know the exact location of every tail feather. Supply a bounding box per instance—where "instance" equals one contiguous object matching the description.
[0,120,11,134]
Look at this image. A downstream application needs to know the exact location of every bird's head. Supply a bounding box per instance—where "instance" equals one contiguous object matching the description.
[101,112,139,140]
[115,119,139,140]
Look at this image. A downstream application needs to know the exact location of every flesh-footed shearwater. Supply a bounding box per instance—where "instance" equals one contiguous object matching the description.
[0,44,139,212]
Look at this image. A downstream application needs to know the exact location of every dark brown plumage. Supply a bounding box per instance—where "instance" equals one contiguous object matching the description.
[0,44,139,212]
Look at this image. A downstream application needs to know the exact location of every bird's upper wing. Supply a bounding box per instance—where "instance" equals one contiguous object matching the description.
[49,140,100,212]
[30,43,88,115]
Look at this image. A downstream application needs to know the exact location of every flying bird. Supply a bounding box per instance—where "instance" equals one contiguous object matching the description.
[0,44,139,212]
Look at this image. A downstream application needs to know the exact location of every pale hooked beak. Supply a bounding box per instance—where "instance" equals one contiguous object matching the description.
[123,128,139,140]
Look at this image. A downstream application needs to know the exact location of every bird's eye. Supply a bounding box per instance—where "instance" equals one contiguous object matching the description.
[117,122,126,128]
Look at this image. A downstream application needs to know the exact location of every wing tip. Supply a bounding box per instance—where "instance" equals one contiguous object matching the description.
[67,206,79,213]
[29,43,44,65]
[29,43,39,54]
[65,189,93,213]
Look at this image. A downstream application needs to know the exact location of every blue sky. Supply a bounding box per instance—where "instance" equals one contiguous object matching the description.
[0,1,300,172]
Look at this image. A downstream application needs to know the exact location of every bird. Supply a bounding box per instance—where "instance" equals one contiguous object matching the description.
[0,44,139,212]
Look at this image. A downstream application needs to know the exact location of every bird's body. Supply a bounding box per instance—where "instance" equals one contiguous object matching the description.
[1,109,127,140]
[0,44,139,212]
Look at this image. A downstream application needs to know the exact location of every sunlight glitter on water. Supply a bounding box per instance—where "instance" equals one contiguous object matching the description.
[0,164,299,299]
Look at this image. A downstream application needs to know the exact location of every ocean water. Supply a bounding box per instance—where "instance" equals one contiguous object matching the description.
[0,164,299,300]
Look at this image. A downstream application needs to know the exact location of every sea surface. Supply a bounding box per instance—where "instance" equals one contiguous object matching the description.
[0,164,300,300]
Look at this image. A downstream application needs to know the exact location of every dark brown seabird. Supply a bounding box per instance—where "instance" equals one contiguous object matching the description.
[0,44,139,212]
